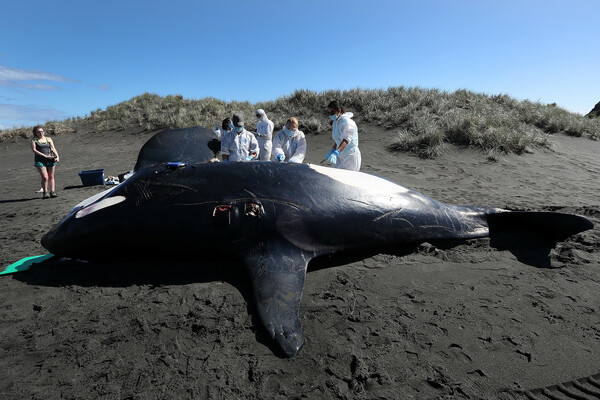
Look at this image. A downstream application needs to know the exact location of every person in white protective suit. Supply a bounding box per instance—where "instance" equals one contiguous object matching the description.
[214,117,232,140]
[220,113,259,162]
[324,100,361,171]
[255,109,274,161]
[272,117,307,163]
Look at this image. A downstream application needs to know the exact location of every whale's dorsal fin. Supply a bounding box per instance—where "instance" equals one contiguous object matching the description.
[244,241,311,357]
[133,126,219,172]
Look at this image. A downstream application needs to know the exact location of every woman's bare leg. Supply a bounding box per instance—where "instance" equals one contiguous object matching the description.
[36,166,49,192]
[47,166,56,192]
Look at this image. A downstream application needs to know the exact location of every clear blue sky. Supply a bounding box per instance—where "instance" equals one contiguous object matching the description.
[1,0,598,129]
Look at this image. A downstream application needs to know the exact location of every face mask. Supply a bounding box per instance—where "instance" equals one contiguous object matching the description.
[330,114,338,121]
[229,123,234,129]
[235,126,244,133]
[283,127,295,137]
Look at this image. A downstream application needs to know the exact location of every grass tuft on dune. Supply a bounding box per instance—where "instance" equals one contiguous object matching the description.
[1,87,598,158]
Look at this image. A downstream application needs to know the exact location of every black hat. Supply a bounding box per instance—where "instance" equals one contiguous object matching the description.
[232,113,245,127]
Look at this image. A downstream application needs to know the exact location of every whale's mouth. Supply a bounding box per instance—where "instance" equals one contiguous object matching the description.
[42,194,128,258]
[75,196,127,219]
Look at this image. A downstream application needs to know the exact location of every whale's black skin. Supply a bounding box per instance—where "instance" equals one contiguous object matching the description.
[41,162,593,357]
[133,126,220,172]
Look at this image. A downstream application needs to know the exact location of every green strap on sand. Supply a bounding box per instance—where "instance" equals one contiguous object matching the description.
[0,254,55,275]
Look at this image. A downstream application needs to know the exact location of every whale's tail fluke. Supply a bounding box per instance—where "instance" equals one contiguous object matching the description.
[483,211,593,268]
[486,211,593,242]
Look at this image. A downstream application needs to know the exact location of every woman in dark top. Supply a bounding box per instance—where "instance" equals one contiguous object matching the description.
[31,126,60,199]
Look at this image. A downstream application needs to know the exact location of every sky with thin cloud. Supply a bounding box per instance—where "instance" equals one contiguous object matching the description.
[0,103,67,123]
[0,65,78,128]
[1,0,598,129]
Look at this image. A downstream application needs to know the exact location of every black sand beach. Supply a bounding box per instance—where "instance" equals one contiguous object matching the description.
[1,126,599,399]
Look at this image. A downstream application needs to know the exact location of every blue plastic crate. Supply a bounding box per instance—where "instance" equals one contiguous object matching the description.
[78,169,105,186]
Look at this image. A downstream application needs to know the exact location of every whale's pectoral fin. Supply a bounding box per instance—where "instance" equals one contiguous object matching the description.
[245,244,310,358]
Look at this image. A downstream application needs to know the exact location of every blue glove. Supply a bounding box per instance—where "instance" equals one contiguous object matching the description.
[276,154,285,162]
[244,155,254,161]
[325,149,340,164]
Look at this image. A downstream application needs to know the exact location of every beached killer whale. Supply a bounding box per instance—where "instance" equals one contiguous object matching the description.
[41,160,593,357]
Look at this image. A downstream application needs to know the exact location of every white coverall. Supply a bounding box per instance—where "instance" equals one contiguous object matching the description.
[331,112,361,171]
[272,129,307,163]
[220,129,259,161]
[214,127,231,140]
[256,111,274,161]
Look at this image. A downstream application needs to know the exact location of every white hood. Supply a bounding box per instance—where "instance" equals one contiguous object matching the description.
[256,109,268,122]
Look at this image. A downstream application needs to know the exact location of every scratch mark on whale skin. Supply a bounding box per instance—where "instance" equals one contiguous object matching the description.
[374,208,405,222]
[149,181,199,192]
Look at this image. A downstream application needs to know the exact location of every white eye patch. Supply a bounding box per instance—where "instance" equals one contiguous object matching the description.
[75,196,126,218]
[73,185,120,210]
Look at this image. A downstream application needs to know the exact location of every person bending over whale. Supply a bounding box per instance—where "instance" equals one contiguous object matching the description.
[324,100,361,171]
[272,117,306,163]
[220,113,259,162]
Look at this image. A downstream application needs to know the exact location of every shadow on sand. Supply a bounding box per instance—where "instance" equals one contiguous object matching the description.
[0,197,41,204]
[10,231,559,356]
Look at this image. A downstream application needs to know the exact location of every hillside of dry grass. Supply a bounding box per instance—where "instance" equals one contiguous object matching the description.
[587,101,600,118]
[1,88,598,158]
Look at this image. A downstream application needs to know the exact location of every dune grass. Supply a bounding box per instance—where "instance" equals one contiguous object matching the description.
[1,87,598,158]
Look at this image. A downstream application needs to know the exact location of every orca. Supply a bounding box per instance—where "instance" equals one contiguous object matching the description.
[41,159,593,357]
